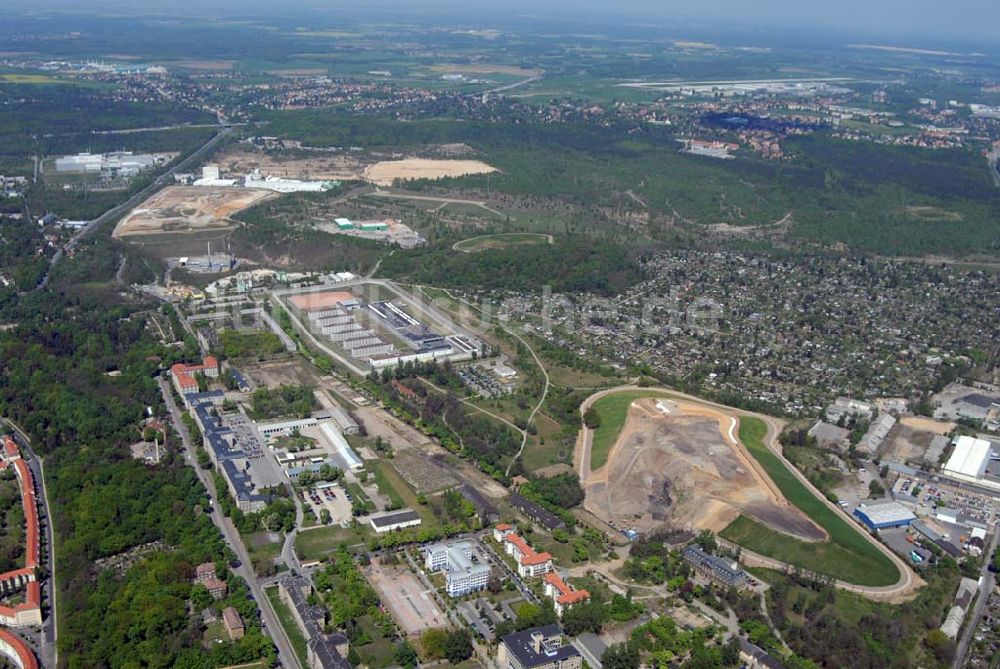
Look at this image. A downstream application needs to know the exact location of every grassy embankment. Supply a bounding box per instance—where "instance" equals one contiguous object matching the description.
[721,417,900,587]
[587,389,671,470]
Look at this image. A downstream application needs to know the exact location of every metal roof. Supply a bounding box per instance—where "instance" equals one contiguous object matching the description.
[944,436,992,478]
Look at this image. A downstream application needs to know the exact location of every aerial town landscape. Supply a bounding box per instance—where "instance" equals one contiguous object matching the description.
[0,1,998,668]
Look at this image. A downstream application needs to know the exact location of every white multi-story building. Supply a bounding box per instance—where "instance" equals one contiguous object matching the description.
[423,541,491,597]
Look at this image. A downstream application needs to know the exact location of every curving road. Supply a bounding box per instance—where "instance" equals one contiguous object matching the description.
[572,384,922,602]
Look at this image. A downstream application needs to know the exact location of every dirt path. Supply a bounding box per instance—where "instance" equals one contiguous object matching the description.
[573,384,923,602]
[371,188,508,218]
[451,232,553,252]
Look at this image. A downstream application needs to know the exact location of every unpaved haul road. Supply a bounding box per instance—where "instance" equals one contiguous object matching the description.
[573,384,922,603]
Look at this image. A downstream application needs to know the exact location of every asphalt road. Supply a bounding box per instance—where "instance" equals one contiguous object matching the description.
[158,376,301,669]
[36,126,232,290]
[954,526,1000,667]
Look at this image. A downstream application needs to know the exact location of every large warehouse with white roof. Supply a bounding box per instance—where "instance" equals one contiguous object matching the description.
[942,436,993,483]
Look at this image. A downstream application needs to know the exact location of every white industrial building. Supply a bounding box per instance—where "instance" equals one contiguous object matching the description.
[257,417,319,439]
[54,151,166,175]
[369,508,422,533]
[244,171,334,193]
[857,413,896,455]
[942,436,994,483]
[319,422,363,470]
[423,541,491,597]
[824,396,874,424]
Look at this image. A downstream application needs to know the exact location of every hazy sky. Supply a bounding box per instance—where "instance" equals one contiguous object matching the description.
[10,0,1000,44]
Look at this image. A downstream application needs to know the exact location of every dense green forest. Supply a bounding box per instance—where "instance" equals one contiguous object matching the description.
[367,361,521,480]
[0,84,214,140]
[263,111,1000,256]
[379,237,645,295]
[0,283,275,666]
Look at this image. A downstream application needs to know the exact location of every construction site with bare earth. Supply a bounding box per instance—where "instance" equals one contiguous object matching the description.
[575,387,916,598]
[582,395,826,541]
[112,185,275,237]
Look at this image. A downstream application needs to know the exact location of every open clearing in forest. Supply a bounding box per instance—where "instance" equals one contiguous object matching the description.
[362,158,497,186]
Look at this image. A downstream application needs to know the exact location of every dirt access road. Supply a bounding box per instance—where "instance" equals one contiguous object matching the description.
[574,385,922,603]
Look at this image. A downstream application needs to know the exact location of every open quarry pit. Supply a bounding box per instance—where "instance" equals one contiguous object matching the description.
[584,397,826,541]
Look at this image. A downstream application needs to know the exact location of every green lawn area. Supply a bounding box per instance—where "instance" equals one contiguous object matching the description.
[453,232,551,252]
[265,585,309,667]
[588,389,671,470]
[368,459,441,529]
[521,413,573,472]
[354,614,397,668]
[294,523,371,561]
[203,620,227,645]
[720,417,900,587]
[219,661,271,669]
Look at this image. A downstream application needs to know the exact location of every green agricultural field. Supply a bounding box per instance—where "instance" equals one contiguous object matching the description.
[453,232,552,252]
[265,585,309,667]
[588,389,672,470]
[720,417,900,586]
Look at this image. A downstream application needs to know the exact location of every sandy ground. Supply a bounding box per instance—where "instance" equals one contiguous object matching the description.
[899,415,956,434]
[113,186,274,237]
[365,559,448,635]
[584,397,825,541]
[218,149,364,181]
[362,159,497,186]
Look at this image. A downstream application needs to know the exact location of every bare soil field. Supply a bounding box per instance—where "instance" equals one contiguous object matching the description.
[365,559,448,635]
[583,397,824,540]
[899,415,956,434]
[113,186,274,237]
[362,159,497,186]
[288,290,358,311]
[882,424,936,463]
[218,149,364,181]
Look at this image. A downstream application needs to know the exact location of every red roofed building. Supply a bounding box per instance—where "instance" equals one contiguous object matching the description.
[2,437,20,462]
[495,526,553,578]
[544,572,590,616]
[171,357,221,396]
[0,438,42,627]
[0,629,38,669]
[391,379,416,399]
[204,578,228,600]
[222,606,245,640]
[493,524,514,543]
[195,562,217,584]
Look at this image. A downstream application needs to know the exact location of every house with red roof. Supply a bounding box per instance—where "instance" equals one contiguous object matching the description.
[494,525,553,578]
[0,436,42,627]
[543,572,590,617]
[171,356,221,396]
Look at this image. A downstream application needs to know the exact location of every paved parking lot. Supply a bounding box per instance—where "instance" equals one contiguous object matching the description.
[302,482,353,525]
[880,527,932,565]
